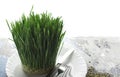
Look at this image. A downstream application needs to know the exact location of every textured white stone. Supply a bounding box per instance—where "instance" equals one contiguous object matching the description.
[70,37,120,76]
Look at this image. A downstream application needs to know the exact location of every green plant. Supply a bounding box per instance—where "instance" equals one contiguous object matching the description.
[7,10,65,74]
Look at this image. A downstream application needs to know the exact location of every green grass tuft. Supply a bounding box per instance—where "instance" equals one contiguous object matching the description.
[6,11,65,74]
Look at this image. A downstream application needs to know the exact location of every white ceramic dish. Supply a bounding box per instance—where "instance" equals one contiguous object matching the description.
[6,46,87,77]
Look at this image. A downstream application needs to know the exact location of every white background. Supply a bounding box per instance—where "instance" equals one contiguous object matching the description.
[0,0,120,38]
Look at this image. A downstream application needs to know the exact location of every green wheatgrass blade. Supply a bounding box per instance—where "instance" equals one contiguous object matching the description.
[7,10,65,74]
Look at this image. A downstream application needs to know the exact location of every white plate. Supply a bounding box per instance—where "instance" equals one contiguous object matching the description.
[6,45,87,77]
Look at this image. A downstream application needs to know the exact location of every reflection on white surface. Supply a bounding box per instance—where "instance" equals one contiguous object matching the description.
[1,0,120,38]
